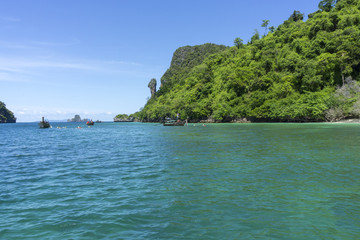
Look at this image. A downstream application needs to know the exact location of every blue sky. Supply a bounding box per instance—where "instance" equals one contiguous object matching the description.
[1,0,320,122]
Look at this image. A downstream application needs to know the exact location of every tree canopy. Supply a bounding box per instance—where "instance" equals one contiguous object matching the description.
[234,38,243,49]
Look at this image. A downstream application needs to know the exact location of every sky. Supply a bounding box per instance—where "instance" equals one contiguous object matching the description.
[0,0,320,122]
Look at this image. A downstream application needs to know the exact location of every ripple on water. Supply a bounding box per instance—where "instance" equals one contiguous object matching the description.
[1,122,360,239]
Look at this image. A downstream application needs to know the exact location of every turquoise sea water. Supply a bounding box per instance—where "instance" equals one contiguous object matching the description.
[1,122,360,239]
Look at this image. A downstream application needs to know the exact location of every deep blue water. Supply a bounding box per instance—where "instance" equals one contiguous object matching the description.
[1,122,360,239]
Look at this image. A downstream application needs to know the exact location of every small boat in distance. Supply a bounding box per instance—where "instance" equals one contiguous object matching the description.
[39,117,51,128]
[163,119,185,126]
[86,120,94,126]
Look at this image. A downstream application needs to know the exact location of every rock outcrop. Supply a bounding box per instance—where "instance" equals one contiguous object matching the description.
[67,114,89,122]
[148,78,157,98]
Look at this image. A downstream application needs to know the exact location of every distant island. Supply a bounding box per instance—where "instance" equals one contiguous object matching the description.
[0,101,16,123]
[67,114,90,122]
[118,0,360,123]
[113,114,134,122]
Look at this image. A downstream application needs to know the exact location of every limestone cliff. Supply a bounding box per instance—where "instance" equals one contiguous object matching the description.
[148,78,157,98]
[159,43,228,93]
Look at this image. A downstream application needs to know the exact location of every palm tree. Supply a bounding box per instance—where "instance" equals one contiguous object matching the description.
[261,20,270,36]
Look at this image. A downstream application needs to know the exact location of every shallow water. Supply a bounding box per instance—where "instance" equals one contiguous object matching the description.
[1,122,360,239]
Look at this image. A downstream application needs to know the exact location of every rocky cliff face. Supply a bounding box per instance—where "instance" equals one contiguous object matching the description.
[148,78,157,98]
[159,43,228,91]
[0,101,16,123]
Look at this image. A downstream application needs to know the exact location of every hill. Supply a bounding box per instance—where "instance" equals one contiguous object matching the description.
[138,0,360,122]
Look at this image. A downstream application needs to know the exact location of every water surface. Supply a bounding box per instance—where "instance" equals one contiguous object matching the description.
[1,122,360,239]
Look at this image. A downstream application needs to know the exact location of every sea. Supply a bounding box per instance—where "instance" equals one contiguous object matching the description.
[1,122,360,239]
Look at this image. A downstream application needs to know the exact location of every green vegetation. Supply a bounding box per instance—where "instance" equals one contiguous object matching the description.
[234,38,243,49]
[137,0,360,122]
[114,113,137,122]
[261,20,270,36]
[0,101,16,123]
[115,114,129,119]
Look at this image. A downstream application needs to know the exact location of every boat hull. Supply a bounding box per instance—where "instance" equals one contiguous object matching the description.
[39,121,51,128]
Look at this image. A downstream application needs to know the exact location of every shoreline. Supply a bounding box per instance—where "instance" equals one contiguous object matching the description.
[331,119,360,123]
[140,118,360,124]
[5,119,360,124]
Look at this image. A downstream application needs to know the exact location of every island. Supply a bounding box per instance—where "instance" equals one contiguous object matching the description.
[121,0,360,124]
[0,101,16,123]
[67,114,90,122]
[113,114,134,122]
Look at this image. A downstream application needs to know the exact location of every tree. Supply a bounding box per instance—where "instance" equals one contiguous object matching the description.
[337,51,352,86]
[234,37,243,49]
[0,101,16,123]
[261,20,270,36]
[148,78,157,98]
[269,26,276,33]
[288,10,304,22]
[318,0,336,12]
[114,113,130,121]
[250,29,260,43]
[325,77,360,121]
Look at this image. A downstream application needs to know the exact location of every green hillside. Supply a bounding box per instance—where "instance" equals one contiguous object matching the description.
[0,101,16,123]
[139,0,360,122]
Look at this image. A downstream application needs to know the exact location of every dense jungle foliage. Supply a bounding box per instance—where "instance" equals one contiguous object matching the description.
[137,0,360,122]
[0,101,16,123]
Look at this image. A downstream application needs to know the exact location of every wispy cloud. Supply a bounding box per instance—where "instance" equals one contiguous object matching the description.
[104,60,142,67]
[0,71,33,83]
[0,38,156,86]
[0,66,25,73]
[0,56,143,72]
[0,41,36,50]
[0,38,80,50]
[0,39,144,74]
[0,16,21,22]
[0,58,100,72]
[0,55,151,85]
[30,38,81,47]
[14,106,115,122]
